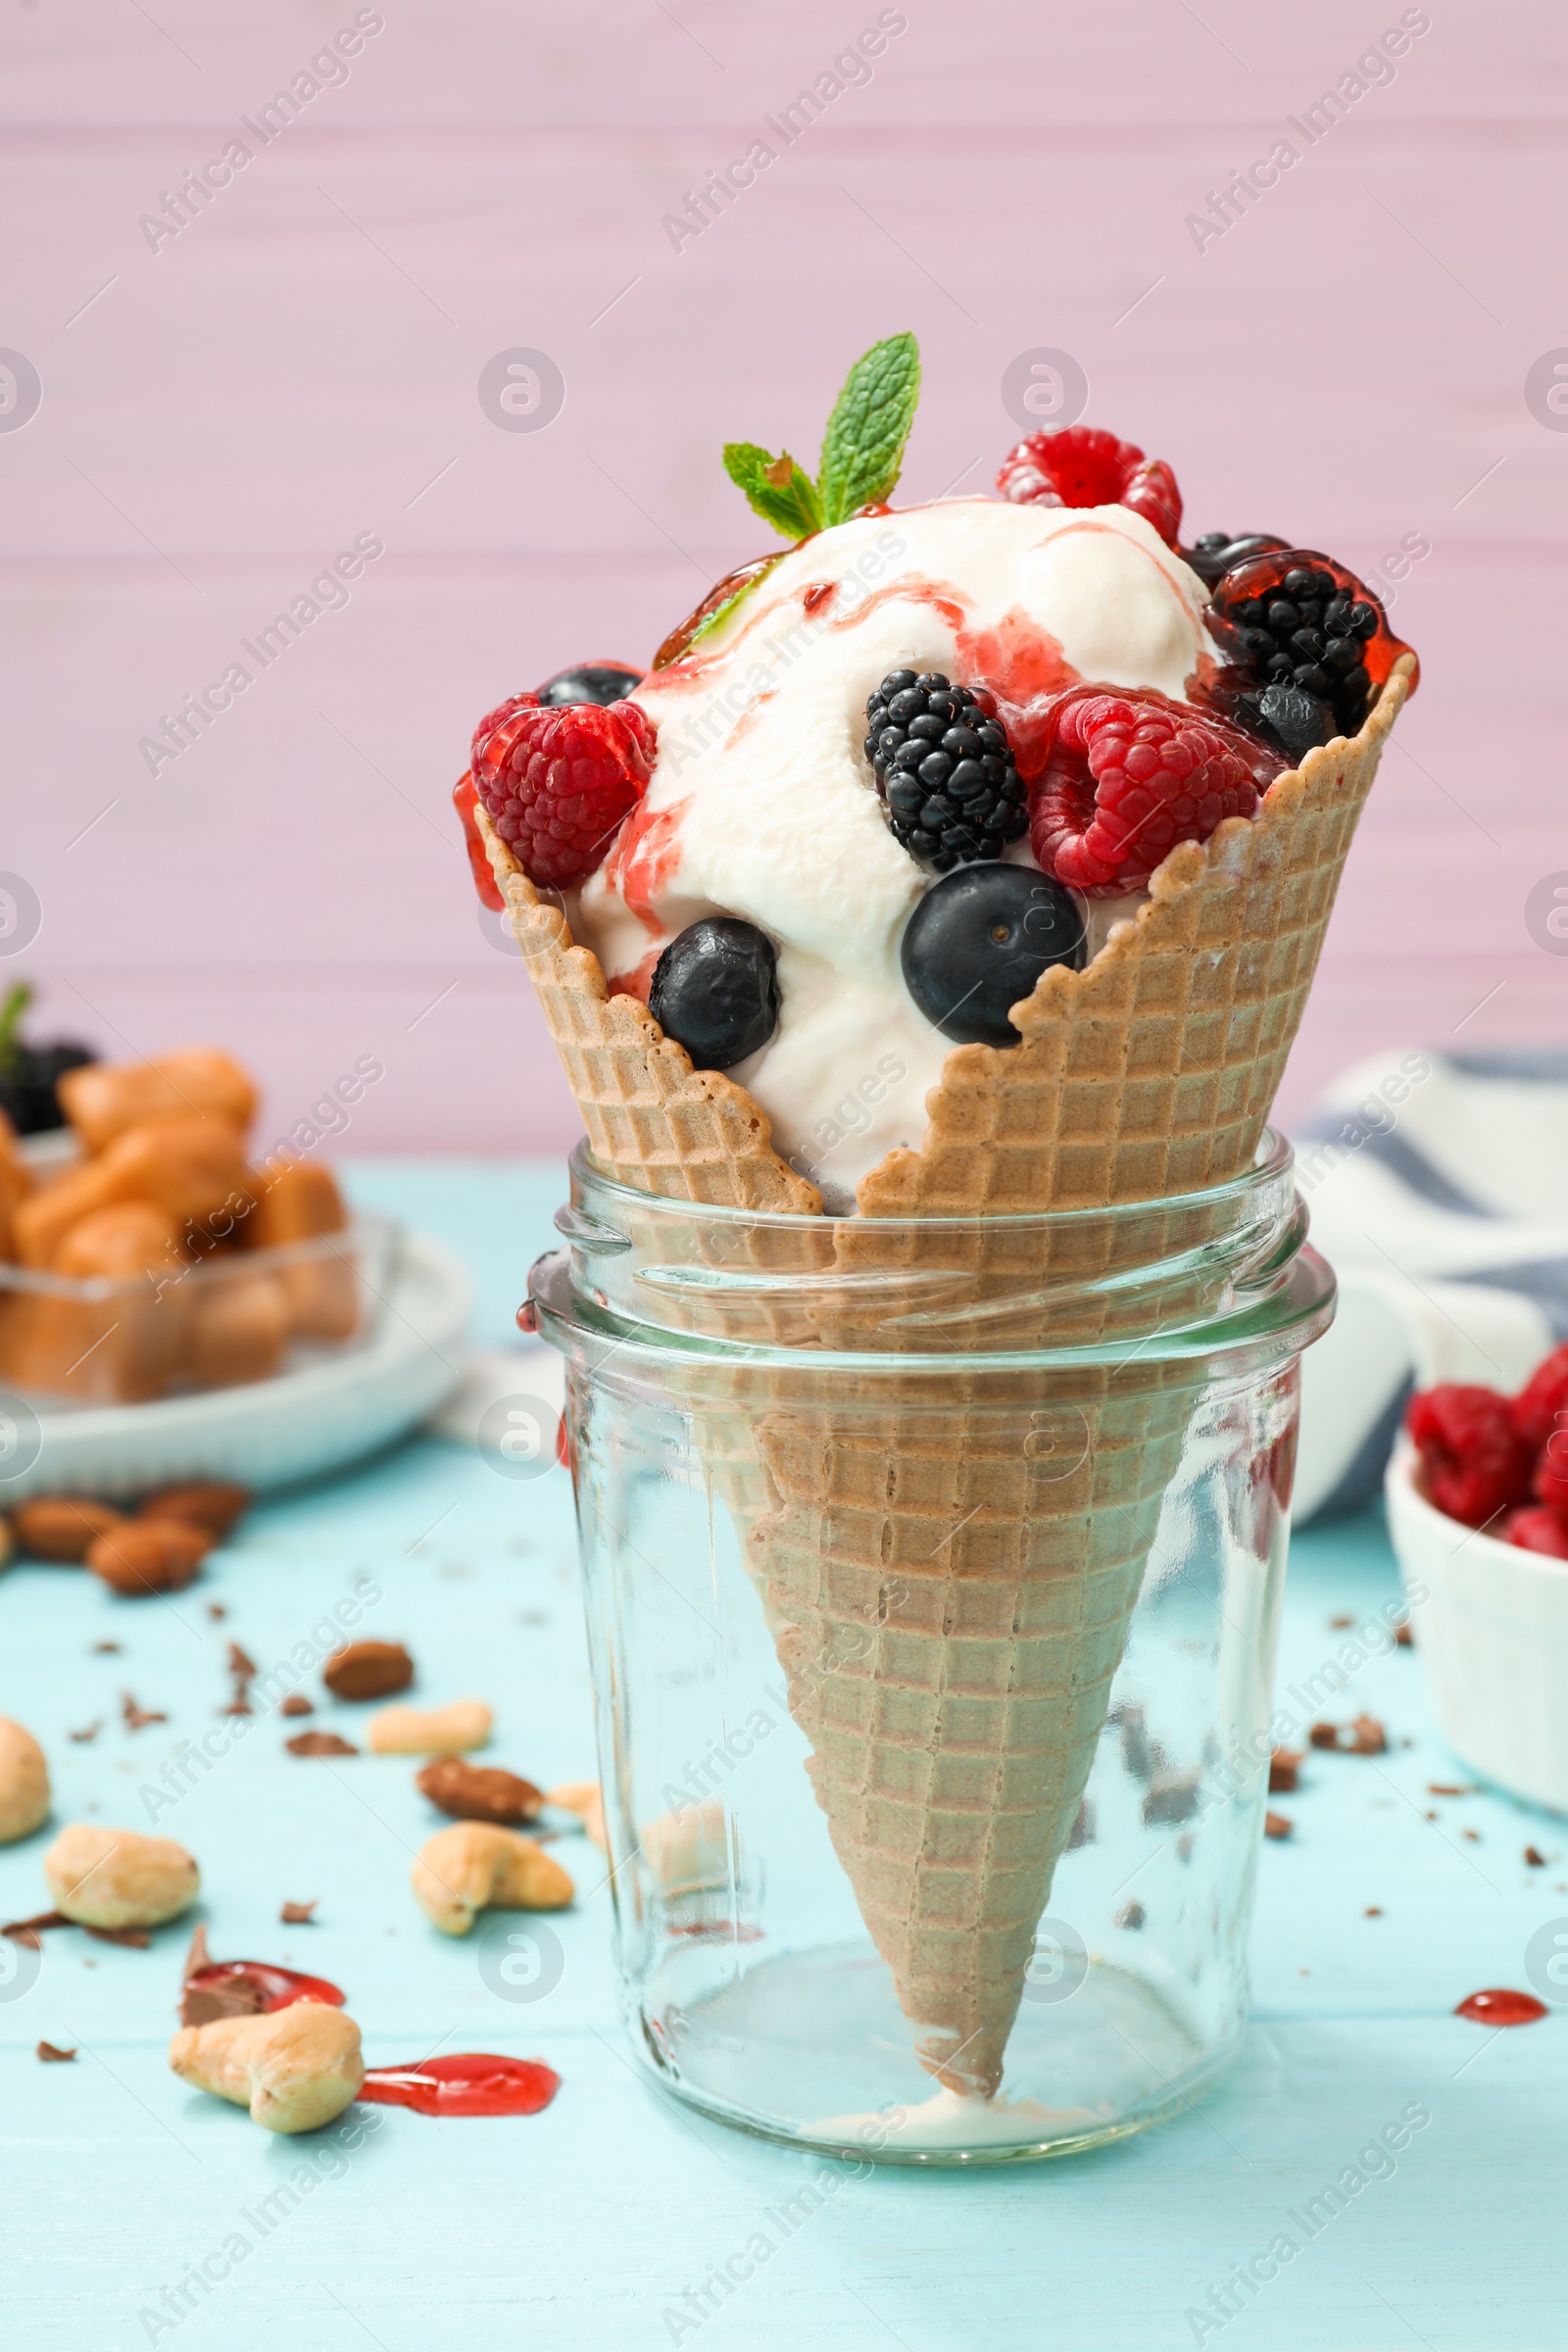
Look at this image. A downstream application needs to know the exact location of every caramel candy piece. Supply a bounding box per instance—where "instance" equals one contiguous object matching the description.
[0,1203,187,1402]
[0,1110,32,1261]
[13,1119,250,1268]
[184,1271,288,1389]
[53,1200,183,1280]
[59,1050,257,1154]
[245,1161,356,1341]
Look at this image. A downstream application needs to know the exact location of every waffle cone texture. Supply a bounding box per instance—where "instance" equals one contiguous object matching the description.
[483,660,1410,2096]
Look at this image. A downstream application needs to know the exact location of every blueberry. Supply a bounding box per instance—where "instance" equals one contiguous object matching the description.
[901,866,1085,1048]
[649,918,780,1071]
[535,662,643,709]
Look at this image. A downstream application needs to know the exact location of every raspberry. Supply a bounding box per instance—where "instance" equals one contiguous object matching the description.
[470,694,654,890]
[1405,1386,1535,1529]
[1512,1344,1568,1453]
[997,425,1182,547]
[1503,1505,1568,1559]
[1534,1423,1568,1520]
[1028,688,1277,896]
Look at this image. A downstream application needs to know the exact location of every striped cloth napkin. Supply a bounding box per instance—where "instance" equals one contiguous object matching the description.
[1291,1048,1568,1524]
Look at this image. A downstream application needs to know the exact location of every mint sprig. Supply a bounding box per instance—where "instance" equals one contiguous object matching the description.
[720,443,823,540]
[721,332,920,544]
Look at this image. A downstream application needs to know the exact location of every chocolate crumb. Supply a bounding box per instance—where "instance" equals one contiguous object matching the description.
[1329,1614,1353,1629]
[68,1721,102,1744]
[280,1900,317,1925]
[1114,1900,1147,1931]
[279,1693,314,1717]
[91,1641,121,1654]
[84,1925,151,1948]
[35,2041,76,2062]
[1308,1715,1387,1756]
[1461,1828,1480,1841]
[206,1602,227,1619]
[1264,1811,1293,1839]
[1424,1809,1439,1821]
[1269,1749,1302,1794]
[227,1642,257,1679]
[1365,1905,1383,1917]
[1429,1783,1475,1796]
[285,1731,357,1757]
[1143,1774,1201,1828]
[1394,1622,1413,1647]
[121,1692,167,1733]
[2,1912,70,1946]
[1525,1845,1548,1868]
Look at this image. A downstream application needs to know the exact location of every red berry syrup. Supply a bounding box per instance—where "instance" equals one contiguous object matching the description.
[185,1960,347,2014]
[454,772,506,912]
[359,2053,561,2117]
[1454,1987,1548,2026]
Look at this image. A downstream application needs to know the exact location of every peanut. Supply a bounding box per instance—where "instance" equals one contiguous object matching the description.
[13,1496,126,1564]
[86,1519,212,1596]
[170,2003,363,2134]
[416,1757,543,1827]
[322,1641,414,1701]
[411,1822,573,1935]
[45,1823,199,1929]
[137,1481,251,1539]
[0,1719,50,1844]
[548,1781,607,1850]
[368,1698,490,1756]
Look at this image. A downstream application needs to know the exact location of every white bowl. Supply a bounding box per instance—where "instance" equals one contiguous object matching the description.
[1386,1441,1568,1812]
[0,1229,470,1499]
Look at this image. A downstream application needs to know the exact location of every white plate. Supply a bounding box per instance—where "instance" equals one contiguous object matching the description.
[1386,1441,1568,1812]
[0,1229,471,1501]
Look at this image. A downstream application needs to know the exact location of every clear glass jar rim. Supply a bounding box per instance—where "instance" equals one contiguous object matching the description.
[568,1130,1296,1237]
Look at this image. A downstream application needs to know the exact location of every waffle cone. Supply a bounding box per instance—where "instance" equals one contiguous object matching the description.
[484,661,1410,2096]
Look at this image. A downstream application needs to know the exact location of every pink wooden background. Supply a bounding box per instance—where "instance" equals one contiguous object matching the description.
[4,0,1565,1157]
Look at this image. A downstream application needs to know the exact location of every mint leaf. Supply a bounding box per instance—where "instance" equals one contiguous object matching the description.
[721,442,823,541]
[816,333,920,528]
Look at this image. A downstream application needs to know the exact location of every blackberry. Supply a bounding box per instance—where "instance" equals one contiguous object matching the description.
[1183,531,1287,589]
[862,670,1028,872]
[1212,560,1381,739]
[1231,682,1336,767]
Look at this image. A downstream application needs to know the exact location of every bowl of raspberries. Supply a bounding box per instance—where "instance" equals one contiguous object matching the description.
[1388,1345,1568,1809]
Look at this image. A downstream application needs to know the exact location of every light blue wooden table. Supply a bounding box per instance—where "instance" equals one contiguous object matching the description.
[3,1162,1564,2352]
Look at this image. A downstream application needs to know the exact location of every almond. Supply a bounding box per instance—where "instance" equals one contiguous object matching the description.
[137,1481,251,1539]
[416,1757,543,1828]
[321,1641,414,1701]
[14,1496,126,1564]
[86,1520,212,1596]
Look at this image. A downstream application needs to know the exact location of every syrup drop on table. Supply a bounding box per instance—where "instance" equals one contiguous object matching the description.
[186,1961,346,2013]
[359,2053,562,2117]
[1454,1987,1548,2026]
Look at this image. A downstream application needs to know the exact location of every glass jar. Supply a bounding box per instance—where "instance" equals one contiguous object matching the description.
[528,1135,1332,2166]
